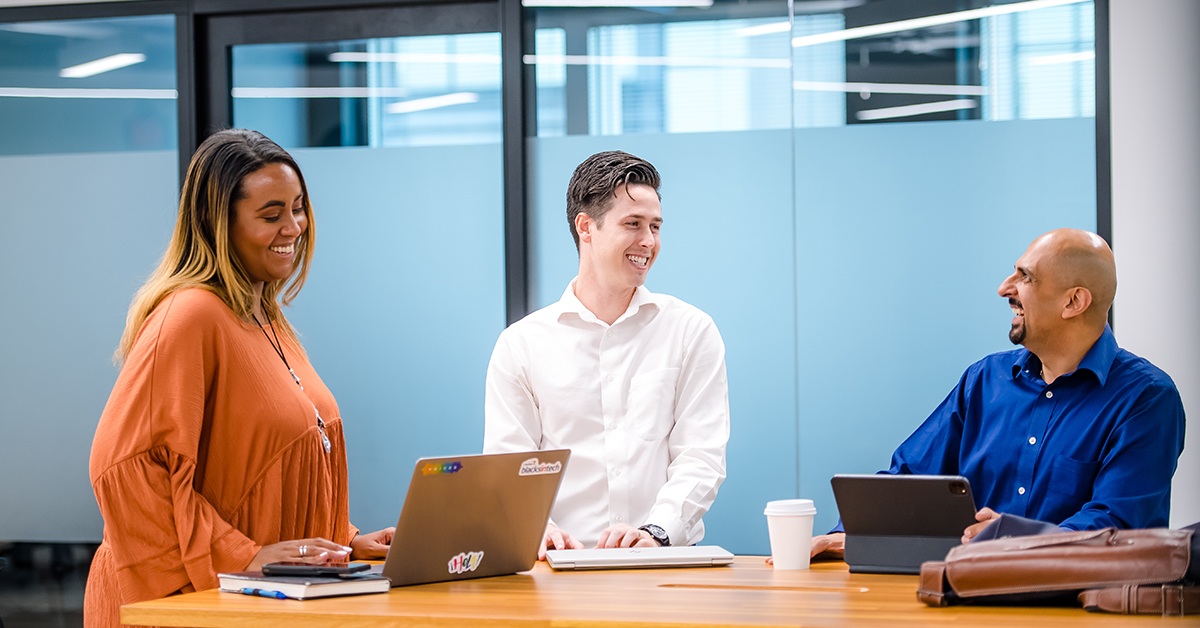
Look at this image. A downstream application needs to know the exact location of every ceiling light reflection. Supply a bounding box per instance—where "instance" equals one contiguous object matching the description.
[60,53,146,78]
[856,99,977,121]
[231,87,411,98]
[386,92,480,114]
[523,54,789,68]
[792,0,1088,48]
[1029,51,1095,66]
[0,87,175,99]
[795,80,986,96]
[329,52,501,64]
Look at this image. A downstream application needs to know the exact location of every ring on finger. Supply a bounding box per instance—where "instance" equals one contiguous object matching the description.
[298,545,308,558]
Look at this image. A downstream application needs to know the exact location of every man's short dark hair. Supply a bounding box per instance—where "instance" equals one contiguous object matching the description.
[566,151,661,250]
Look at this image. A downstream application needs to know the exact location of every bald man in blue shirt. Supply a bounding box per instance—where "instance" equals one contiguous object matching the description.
[810,229,1186,559]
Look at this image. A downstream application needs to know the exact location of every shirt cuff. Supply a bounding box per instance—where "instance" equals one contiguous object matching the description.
[645,509,687,547]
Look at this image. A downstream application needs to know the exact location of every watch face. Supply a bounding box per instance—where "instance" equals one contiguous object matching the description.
[642,524,669,546]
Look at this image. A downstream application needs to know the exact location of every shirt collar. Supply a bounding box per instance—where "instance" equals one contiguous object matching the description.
[556,277,662,326]
[1010,325,1119,385]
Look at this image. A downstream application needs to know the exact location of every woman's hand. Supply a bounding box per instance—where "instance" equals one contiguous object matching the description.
[246,537,351,571]
[350,527,395,560]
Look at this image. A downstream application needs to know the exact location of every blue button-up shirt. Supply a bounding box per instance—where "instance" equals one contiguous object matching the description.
[868,327,1184,531]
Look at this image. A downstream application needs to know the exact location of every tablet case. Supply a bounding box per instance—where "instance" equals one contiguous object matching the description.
[831,474,978,575]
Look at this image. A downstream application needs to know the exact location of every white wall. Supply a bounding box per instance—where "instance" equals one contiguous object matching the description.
[1110,0,1200,527]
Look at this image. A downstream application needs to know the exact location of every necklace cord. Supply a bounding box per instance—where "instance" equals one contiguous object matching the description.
[251,308,332,453]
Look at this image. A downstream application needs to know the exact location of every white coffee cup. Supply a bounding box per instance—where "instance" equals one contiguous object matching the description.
[764,499,817,570]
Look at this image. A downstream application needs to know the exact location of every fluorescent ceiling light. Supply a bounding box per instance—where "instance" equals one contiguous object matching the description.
[523,54,789,68]
[329,52,501,64]
[59,53,146,78]
[231,87,411,99]
[387,92,479,114]
[856,98,977,121]
[735,22,791,37]
[0,87,175,99]
[794,80,986,96]
[522,0,713,6]
[1029,50,1095,66]
[793,0,1088,48]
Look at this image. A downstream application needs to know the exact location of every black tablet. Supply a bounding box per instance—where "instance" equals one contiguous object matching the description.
[830,474,978,575]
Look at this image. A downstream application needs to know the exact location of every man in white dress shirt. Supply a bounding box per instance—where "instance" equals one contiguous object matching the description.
[484,151,730,557]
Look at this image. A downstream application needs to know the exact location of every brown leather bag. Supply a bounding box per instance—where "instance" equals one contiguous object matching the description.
[917,527,1198,615]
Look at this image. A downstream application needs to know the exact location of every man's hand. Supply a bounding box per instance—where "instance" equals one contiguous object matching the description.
[595,523,659,549]
[765,532,845,565]
[962,507,1002,544]
[539,523,584,560]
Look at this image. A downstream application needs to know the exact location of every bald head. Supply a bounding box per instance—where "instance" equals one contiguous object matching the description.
[1029,229,1116,325]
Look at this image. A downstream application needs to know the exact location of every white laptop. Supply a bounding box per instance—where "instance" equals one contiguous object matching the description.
[545,545,734,570]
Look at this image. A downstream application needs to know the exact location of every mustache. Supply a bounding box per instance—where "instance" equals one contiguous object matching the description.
[1008,298,1023,309]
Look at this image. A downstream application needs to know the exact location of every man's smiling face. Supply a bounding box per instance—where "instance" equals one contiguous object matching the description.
[583,183,662,293]
[997,236,1061,348]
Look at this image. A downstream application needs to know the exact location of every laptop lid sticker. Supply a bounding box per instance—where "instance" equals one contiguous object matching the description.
[448,551,484,575]
[519,458,562,476]
[423,461,462,475]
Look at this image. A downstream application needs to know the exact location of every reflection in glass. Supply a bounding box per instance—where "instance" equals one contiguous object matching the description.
[0,15,176,155]
[525,0,1094,133]
[231,32,502,149]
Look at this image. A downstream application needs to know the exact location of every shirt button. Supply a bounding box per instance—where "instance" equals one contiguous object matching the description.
[1018,487,1026,495]
[1045,391,1053,399]
[615,469,622,476]
[607,375,614,382]
[615,515,623,522]
[606,330,612,337]
[1028,437,1037,445]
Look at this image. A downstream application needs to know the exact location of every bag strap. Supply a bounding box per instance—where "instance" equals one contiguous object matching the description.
[1079,584,1200,616]
[917,561,955,607]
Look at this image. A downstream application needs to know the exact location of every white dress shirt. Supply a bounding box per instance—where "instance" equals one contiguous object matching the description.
[483,279,729,547]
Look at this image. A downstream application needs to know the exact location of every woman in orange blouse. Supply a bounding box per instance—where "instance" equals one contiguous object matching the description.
[85,129,393,627]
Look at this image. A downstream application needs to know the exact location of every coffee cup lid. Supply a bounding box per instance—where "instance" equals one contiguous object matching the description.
[763,499,816,516]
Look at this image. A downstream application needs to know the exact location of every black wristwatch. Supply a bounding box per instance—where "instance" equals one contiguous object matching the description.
[639,524,670,547]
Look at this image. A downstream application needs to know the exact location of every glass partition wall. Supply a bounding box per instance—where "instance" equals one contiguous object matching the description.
[0,0,1100,566]
[524,0,1097,547]
[0,14,180,624]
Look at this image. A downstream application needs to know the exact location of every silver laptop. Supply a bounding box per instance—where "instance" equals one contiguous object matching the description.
[378,450,569,587]
[545,545,734,570]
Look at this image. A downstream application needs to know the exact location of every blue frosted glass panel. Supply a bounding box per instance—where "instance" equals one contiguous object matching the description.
[231,33,502,149]
[0,15,177,156]
[0,151,179,542]
[284,145,506,534]
[529,132,798,554]
[795,118,1097,534]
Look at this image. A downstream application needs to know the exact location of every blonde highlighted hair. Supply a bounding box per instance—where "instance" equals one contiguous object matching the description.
[116,129,315,362]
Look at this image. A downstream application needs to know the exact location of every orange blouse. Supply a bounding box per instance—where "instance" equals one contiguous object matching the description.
[84,289,357,628]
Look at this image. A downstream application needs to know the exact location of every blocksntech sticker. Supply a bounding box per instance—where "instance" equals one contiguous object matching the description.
[518,457,563,476]
[448,551,484,575]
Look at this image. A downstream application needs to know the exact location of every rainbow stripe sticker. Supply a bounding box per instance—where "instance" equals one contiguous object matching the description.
[422,461,462,475]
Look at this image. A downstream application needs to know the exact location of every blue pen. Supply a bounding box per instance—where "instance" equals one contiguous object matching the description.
[241,587,288,600]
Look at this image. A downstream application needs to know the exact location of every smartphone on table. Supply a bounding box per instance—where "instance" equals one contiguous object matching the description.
[262,561,372,577]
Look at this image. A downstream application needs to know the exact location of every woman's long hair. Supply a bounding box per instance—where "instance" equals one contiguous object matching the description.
[116,129,316,362]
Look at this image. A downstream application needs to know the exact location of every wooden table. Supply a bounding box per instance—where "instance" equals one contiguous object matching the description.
[122,557,1195,627]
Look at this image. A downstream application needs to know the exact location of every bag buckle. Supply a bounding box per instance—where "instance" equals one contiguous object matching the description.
[1161,584,1183,617]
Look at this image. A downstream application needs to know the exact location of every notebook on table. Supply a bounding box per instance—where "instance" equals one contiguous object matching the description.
[377,449,570,587]
[545,545,734,570]
[831,474,978,575]
[218,570,389,600]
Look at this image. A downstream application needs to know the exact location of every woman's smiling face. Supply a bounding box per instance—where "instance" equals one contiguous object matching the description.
[230,162,307,290]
